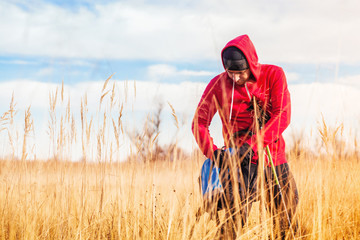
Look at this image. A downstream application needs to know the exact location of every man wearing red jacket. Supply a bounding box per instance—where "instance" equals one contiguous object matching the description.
[192,34,298,237]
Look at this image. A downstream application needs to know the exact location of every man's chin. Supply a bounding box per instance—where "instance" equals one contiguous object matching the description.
[235,80,246,85]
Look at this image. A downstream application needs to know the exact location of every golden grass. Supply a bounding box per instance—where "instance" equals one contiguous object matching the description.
[1,76,359,239]
[0,158,199,239]
[0,152,360,239]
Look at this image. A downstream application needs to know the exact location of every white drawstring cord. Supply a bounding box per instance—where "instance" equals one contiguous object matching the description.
[244,82,252,101]
[230,78,252,123]
[229,74,235,123]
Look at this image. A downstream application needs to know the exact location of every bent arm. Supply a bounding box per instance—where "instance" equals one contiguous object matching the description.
[247,68,291,151]
[192,79,219,158]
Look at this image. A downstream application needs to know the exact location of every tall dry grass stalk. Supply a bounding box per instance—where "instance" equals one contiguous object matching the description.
[48,88,58,160]
[0,76,359,239]
[21,106,34,162]
[7,93,18,159]
[1,148,360,239]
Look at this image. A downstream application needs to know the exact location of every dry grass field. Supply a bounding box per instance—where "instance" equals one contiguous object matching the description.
[0,78,359,239]
[0,150,360,239]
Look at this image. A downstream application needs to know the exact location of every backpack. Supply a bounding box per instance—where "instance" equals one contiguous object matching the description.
[199,148,235,211]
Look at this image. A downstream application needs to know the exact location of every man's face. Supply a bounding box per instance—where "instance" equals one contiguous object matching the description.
[226,69,251,85]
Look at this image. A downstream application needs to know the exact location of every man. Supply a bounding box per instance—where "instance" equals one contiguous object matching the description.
[192,34,299,237]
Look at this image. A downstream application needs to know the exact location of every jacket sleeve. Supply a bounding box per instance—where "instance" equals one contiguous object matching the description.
[246,68,291,152]
[192,77,219,159]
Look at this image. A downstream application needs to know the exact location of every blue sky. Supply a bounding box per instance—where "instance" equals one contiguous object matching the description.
[0,55,219,84]
[0,54,352,85]
[1,0,360,160]
[1,0,360,86]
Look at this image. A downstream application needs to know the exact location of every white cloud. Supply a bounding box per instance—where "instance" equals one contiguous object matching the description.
[147,64,215,80]
[147,64,177,78]
[337,75,360,88]
[0,59,38,65]
[36,67,54,76]
[179,70,216,77]
[287,82,360,148]
[285,72,300,82]
[1,0,360,64]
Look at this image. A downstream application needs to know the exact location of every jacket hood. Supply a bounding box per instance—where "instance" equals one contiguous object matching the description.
[221,35,261,81]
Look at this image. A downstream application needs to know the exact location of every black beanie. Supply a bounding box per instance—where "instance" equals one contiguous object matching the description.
[222,46,249,71]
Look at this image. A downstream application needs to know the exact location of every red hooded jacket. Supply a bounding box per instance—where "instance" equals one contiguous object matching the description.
[192,35,291,166]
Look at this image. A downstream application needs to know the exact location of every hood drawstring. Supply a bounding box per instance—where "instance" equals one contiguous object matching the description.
[245,82,252,101]
[229,78,252,123]
[229,75,235,123]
